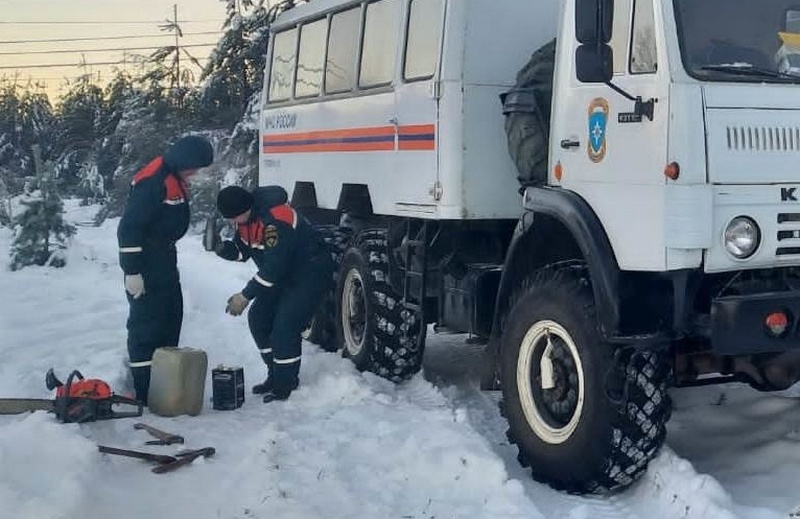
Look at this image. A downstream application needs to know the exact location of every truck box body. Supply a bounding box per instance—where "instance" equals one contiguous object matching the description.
[261,0,558,219]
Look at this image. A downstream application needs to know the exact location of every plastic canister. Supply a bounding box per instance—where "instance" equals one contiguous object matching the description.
[147,347,208,417]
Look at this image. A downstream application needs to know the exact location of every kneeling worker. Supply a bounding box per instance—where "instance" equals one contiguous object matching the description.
[215,185,334,402]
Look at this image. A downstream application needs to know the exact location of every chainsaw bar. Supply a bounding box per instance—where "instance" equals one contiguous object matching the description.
[0,398,55,415]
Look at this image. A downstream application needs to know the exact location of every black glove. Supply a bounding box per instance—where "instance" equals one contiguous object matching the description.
[215,240,239,261]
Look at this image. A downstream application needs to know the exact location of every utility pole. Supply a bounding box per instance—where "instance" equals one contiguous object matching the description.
[174,4,180,93]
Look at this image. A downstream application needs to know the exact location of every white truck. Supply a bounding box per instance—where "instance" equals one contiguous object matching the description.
[253,0,800,493]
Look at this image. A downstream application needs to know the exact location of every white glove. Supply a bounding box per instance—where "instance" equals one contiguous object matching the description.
[125,274,146,299]
[226,292,250,316]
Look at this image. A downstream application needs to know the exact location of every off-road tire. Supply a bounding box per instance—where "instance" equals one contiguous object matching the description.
[504,39,556,186]
[335,229,424,382]
[303,225,353,352]
[500,262,671,493]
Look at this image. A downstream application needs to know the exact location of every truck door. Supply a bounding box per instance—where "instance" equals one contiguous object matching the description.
[550,0,670,269]
[391,0,445,213]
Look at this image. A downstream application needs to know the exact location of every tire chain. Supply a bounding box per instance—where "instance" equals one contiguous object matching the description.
[598,350,672,492]
[357,230,424,382]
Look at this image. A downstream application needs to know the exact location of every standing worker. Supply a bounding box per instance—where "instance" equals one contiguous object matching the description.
[214,185,334,403]
[117,135,214,404]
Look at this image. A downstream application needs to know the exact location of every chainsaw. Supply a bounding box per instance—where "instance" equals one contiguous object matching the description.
[0,369,143,423]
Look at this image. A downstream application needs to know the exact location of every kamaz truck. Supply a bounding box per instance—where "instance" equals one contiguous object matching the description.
[250,0,800,493]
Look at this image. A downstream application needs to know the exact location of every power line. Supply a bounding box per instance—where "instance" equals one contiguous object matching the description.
[0,31,222,45]
[0,43,218,57]
[0,20,224,25]
[0,60,135,70]
[0,56,214,70]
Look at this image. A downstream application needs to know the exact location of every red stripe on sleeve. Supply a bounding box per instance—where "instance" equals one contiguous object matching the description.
[131,157,164,185]
[269,205,295,227]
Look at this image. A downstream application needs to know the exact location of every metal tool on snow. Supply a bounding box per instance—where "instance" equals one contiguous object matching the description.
[97,445,215,473]
[133,422,185,445]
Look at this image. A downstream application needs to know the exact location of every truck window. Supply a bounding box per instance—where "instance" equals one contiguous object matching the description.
[269,28,298,102]
[674,0,791,82]
[295,18,328,98]
[630,0,657,73]
[326,7,361,94]
[404,0,443,81]
[359,0,401,88]
[609,0,632,74]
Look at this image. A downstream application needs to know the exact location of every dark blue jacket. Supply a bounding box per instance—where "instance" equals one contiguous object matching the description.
[117,136,213,275]
[218,186,328,299]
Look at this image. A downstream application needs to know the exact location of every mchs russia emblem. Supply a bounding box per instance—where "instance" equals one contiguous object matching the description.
[587,98,609,163]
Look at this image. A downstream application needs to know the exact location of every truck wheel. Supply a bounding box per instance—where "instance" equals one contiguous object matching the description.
[504,39,555,186]
[335,230,424,382]
[501,262,671,493]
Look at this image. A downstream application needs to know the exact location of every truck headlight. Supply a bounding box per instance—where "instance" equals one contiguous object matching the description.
[724,216,760,259]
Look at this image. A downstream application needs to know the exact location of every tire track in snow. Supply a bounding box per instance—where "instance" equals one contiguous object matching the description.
[420,332,760,519]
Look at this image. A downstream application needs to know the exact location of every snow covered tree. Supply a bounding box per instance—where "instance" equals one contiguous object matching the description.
[199,0,272,128]
[0,81,55,192]
[75,160,105,204]
[0,176,10,227]
[95,71,135,188]
[9,146,75,270]
[54,75,105,194]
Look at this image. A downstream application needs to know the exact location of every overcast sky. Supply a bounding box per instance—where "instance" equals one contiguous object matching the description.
[0,0,232,100]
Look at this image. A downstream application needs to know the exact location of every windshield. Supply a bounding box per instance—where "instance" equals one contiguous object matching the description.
[674,0,800,82]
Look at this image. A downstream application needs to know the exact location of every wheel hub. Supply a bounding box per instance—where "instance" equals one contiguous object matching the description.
[517,321,585,444]
[341,268,367,356]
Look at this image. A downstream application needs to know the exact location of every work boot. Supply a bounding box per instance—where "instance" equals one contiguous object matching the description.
[262,390,291,403]
[251,378,273,395]
[262,380,298,403]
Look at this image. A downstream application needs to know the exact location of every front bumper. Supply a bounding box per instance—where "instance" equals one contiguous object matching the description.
[712,291,800,354]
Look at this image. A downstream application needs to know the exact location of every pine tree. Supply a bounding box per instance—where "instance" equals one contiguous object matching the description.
[9,145,75,270]
[0,81,55,190]
[0,176,10,227]
[198,0,272,128]
[54,75,105,197]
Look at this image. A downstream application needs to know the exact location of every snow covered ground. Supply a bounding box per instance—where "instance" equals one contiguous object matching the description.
[0,200,798,519]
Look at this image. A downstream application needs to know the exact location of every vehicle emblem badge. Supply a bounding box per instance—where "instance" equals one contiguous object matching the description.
[587,98,610,163]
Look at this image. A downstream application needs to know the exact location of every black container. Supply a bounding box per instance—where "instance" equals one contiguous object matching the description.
[212,366,245,410]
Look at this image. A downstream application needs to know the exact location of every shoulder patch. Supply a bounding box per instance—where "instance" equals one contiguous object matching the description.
[269,204,297,228]
[131,157,164,186]
[263,224,279,247]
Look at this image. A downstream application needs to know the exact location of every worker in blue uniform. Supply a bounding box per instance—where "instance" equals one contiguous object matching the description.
[117,135,214,404]
[215,185,334,402]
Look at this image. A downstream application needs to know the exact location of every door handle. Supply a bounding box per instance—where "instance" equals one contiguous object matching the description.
[560,139,580,149]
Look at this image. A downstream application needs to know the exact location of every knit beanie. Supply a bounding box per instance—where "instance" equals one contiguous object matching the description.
[217,186,254,218]
[163,135,214,172]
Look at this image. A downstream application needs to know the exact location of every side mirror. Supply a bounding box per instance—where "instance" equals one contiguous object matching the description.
[576,44,613,83]
[576,0,613,45]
